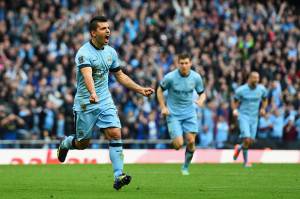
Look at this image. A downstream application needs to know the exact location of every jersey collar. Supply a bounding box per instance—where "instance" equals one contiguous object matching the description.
[89,40,104,50]
[247,83,257,90]
[178,69,191,78]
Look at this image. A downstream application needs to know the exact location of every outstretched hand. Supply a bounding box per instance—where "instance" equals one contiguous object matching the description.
[140,87,155,97]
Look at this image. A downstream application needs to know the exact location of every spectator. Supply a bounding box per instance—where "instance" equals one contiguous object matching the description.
[258,113,273,139]
[215,115,229,148]
[198,101,215,148]
[295,111,300,140]
[270,108,285,139]
[283,120,297,142]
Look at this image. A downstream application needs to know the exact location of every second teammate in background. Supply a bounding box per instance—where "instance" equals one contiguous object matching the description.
[232,71,268,167]
[157,54,206,175]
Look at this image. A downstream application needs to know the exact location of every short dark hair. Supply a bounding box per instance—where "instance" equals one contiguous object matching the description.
[178,53,191,61]
[89,16,108,32]
[249,71,259,78]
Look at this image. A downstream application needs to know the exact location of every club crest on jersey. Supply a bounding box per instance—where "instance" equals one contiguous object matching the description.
[107,56,112,65]
[189,82,195,88]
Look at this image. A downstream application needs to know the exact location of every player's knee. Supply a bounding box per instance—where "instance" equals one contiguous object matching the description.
[173,144,182,150]
[187,142,196,152]
[105,128,121,140]
[109,133,121,140]
[76,139,90,149]
[243,139,251,148]
[173,140,183,150]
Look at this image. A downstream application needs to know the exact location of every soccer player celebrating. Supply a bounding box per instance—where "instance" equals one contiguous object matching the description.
[232,71,268,167]
[157,54,206,175]
[57,16,154,190]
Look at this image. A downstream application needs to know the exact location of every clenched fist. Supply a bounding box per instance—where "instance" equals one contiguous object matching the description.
[140,87,155,97]
[89,92,99,104]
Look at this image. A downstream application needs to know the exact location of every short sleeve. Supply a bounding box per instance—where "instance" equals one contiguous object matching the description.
[261,86,268,99]
[160,74,172,91]
[109,48,121,72]
[195,74,205,94]
[234,87,242,101]
[75,49,92,69]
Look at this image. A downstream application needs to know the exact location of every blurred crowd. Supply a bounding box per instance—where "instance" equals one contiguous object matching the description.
[0,0,299,149]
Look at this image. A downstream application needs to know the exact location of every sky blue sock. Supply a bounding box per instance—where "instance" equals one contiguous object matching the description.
[61,135,75,149]
[183,148,194,169]
[109,139,124,178]
[242,148,248,164]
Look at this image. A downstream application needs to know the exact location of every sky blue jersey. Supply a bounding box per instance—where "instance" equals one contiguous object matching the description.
[160,69,204,119]
[73,41,120,112]
[234,84,268,119]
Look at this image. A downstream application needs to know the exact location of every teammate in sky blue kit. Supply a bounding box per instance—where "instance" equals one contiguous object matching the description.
[57,16,154,190]
[157,54,206,175]
[232,71,268,167]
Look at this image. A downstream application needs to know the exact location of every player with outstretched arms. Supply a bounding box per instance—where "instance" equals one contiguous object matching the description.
[57,16,154,190]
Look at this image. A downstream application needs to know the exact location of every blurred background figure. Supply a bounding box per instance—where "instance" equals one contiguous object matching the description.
[215,115,229,149]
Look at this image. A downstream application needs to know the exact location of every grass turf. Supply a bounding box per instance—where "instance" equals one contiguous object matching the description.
[0,164,299,199]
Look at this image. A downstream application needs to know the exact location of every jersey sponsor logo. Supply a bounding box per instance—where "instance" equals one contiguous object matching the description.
[92,68,108,80]
[173,89,193,95]
[242,93,262,101]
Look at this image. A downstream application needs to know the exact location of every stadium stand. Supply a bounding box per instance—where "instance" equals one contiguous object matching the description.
[0,0,299,149]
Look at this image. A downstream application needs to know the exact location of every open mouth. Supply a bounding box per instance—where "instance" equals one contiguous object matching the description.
[104,35,110,42]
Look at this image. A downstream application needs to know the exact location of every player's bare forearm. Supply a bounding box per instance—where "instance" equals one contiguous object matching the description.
[80,67,96,95]
[80,67,98,103]
[195,92,206,107]
[157,86,166,109]
[231,100,239,110]
[260,98,268,116]
[157,86,170,116]
[261,98,268,110]
[114,70,144,93]
[232,99,240,116]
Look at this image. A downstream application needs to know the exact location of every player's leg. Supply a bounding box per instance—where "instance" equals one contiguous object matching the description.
[104,128,124,178]
[242,119,259,167]
[166,116,184,149]
[97,107,131,190]
[57,110,98,162]
[104,128,131,190]
[241,137,251,167]
[234,116,251,164]
[181,116,198,175]
[172,136,184,150]
[181,133,196,175]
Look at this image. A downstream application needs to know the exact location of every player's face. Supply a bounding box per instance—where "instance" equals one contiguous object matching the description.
[249,73,260,88]
[91,22,110,46]
[178,58,192,76]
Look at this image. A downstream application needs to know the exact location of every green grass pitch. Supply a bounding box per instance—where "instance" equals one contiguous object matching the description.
[1,164,300,199]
